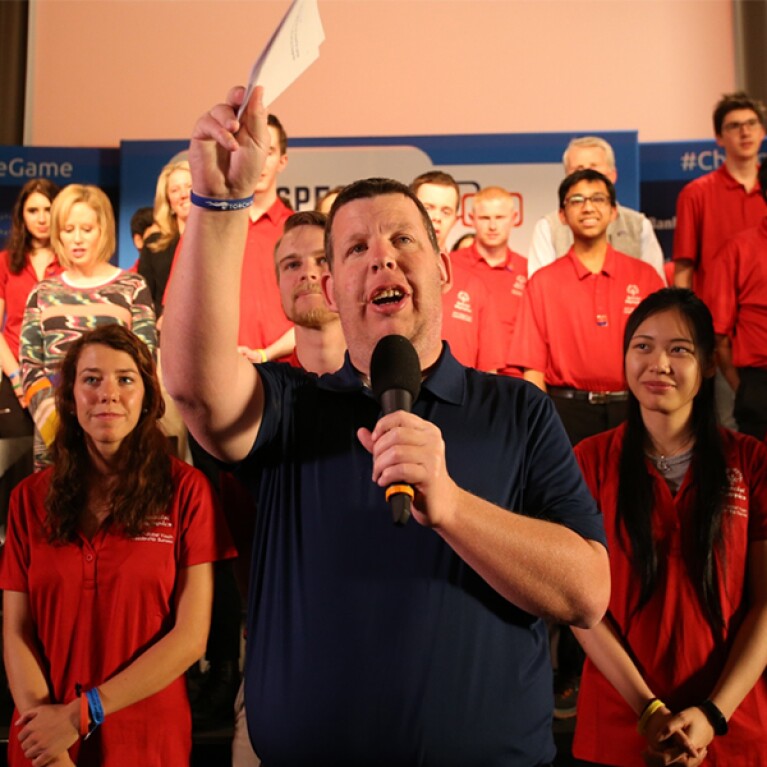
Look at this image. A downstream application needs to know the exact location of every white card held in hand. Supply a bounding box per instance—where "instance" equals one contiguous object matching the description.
[238,0,325,117]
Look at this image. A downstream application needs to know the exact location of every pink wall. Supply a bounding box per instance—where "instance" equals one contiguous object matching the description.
[26,0,736,147]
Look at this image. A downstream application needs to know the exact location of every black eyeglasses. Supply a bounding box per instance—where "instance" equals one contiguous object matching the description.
[563,194,611,209]
[722,117,761,133]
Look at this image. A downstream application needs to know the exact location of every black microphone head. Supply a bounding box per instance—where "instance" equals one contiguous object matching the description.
[370,335,421,404]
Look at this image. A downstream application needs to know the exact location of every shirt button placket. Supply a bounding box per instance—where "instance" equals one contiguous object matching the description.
[83,544,96,589]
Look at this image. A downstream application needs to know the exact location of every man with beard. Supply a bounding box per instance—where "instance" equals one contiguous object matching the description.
[272,210,346,373]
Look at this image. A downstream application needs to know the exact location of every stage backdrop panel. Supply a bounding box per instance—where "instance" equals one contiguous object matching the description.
[119,131,640,268]
[0,147,119,254]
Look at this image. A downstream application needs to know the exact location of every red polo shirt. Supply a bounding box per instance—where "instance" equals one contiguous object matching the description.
[0,250,61,358]
[673,164,766,294]
[451,243,528,373]
[573,426,767,767]
[441,260,506,371]
[0,458,235,766]
[704,216,767,369]
[508,246,664,391]
[238,197,293,350]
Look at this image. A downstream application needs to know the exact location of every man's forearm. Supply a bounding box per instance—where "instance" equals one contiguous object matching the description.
[523,369,547,393]
[715,334,739,392]
[673,259,694,288]
[436,488,609,627]
[162,206,248,406]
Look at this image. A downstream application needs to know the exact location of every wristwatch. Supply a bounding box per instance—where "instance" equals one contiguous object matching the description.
[698,699,728,735]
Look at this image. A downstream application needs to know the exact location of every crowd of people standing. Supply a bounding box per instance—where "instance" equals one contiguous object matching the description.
[0,86,765,767]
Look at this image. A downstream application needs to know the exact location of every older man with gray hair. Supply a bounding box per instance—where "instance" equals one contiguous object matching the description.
[528,136,665,282]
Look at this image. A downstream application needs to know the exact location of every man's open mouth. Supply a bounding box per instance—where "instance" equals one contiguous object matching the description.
[371,287,406,306]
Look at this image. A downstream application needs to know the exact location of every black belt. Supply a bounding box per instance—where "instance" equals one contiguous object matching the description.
[548,385,628,405]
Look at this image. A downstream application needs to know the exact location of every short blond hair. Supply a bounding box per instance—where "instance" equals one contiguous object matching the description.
[472,186,513,206]
[51,184,116,268]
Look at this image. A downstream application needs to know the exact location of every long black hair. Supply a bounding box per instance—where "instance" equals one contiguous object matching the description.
[617,288,727,630]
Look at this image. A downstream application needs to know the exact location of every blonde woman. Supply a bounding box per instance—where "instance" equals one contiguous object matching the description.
[20,184,156,469]
[138,159,191,317]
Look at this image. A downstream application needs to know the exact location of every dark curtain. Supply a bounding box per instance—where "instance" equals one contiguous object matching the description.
[734,0,767,103]
[0,0,28,145]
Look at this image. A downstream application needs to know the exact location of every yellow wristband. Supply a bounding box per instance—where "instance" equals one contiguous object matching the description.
[257,349,268,363]
[637,698,665,735]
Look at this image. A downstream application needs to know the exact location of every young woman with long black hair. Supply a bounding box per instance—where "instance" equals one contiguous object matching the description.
[572,288,767,767]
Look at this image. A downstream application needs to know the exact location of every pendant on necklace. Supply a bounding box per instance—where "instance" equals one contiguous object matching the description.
[657,455,670,473]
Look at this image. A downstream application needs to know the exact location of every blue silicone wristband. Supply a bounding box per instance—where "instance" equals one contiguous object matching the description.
[190,190,254,211]
[85,687,105,729]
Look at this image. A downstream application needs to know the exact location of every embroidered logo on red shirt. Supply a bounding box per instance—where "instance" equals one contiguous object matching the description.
[624,284,642,314]
[451,290,474,323]
[724,467,748,518]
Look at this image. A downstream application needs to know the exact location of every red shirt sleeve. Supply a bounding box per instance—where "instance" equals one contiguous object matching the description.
[702,239,738,336]
[173,460,237,567]
[672,183,701,265]
[506,276,548,373]
[0,485,35,593]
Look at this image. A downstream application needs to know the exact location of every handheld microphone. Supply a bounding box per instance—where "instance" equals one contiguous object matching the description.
[370,334,422,526]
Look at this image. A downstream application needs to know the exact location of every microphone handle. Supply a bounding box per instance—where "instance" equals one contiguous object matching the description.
[380,388,413,415]
[380,388,415,525]
[389,491,411,526]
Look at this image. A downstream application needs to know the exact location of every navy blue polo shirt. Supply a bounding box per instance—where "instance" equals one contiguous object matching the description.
[238,346,605,767]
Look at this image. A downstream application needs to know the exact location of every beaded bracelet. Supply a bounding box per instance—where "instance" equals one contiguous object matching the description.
[190,190,254,211]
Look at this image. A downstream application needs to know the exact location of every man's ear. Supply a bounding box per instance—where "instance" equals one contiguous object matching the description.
[321,271,338,311]
[277,153,289,174]
[438,251,453,295]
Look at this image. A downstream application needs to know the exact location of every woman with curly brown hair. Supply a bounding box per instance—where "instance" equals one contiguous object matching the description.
[1,324,234,767]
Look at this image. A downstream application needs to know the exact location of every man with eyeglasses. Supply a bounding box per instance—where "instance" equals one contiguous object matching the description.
[528,136,666,282]
[704,162,767,442]
[673,91,767,294]
[509,169,664,446]
[510,168,662,723]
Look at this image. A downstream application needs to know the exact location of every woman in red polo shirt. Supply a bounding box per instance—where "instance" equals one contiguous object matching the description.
[572,288,767,767]
[0,325,235,766]
[0,179,61,434]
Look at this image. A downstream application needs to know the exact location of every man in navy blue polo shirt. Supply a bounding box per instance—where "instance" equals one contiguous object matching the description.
[162,84,610,767]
